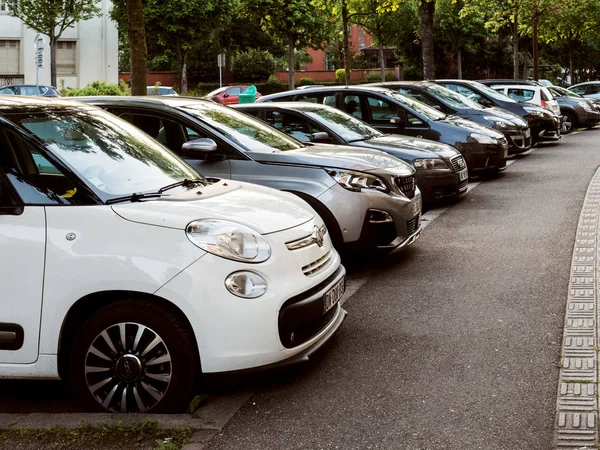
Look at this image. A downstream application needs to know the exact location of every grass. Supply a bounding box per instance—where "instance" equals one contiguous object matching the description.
[0,420,195,450]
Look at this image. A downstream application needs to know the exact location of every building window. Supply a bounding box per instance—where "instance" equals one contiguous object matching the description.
[0,40,20,74]
[56,41,76,75]
[0,0,7,13]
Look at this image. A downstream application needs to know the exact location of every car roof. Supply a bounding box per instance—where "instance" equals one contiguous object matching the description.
[492,84,542,90]
[570,81,600,87]
[0,95,94,113]
[147,86,174,89]
[477,79,539,86]
[364,80,432,87]
[260,85,395,100]
[233,101,330,112]
[73,95,214,109]
[0,84,55,88]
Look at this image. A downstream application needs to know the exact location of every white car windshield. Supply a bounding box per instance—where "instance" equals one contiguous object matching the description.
[12,108,201,200]
[179,101,304,152]
[302,107,383,142]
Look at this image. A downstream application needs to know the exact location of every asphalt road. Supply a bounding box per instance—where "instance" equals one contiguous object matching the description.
[207,130,600,450]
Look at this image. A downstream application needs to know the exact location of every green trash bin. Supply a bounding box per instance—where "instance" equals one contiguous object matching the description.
[238,85,257,104]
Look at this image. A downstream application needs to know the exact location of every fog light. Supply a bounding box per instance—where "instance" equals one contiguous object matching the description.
[369,209,393,224]
[225,271,268,298]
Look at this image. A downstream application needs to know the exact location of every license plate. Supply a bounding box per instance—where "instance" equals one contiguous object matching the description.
[324,278,345,313]
[524,130,531,139]
[458,169,468,181]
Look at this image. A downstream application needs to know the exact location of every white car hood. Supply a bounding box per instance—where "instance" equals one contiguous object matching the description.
[111,180,314,234]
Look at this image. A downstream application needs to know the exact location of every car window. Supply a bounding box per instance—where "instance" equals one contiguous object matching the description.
[396,88,437,107]
[442,83,483,102]
[570,86,586,95]
[226,88,241,96]
[506,88,535,102]
[265,110,320,142]
[295,94,337,107]
[17,86,40,96]
[366,96,399,121]
[302,106,383,142]
[0,87,15,95]
[587,85,600,95]
[0,127,88,205]
[343,95,364,119]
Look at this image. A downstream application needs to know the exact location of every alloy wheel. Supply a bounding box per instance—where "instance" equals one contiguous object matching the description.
[562,115,573,133]
[84,322,172,413]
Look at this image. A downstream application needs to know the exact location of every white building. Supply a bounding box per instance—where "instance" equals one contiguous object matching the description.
[0,0,118,88]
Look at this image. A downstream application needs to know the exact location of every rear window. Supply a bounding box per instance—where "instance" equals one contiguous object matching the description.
[507,88,535,102]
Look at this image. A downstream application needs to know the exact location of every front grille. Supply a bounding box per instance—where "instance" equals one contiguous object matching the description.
[302,249,334,277]
[450,155,466,172]
[458,178,468,191]
[407,214,421,235]
[281,304,339,348]
[395,175,416,199]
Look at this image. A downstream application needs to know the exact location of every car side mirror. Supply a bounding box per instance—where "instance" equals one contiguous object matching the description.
[222,93,229,98]
[390,116,407,127]
[309,131,331,143]
[182,138,218,153]
[431,105,442,111]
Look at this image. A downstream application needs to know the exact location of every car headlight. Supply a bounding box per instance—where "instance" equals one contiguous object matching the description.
[483,116,512,130]
[225,271,268,298]
[468,133,498,145]
[186,219,271,262]
[524,106,549,118]
[579,101,593,112]
[327,169,389,192]
[413,158,447,170]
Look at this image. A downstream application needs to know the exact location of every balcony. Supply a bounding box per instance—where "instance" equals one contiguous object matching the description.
[0,74,24,86]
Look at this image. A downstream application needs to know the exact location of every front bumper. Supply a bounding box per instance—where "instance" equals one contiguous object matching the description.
[502,128,532,155]
[457,141,508,174]
[154,216,346,373]
[416,155,468,204]
[529,114,561,142]
[318,183,422,252]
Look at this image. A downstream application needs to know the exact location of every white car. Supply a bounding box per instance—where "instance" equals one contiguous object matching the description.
[0,97,346,413]
[492,84,561,116]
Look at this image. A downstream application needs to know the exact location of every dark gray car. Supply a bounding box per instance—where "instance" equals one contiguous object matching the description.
[77,96,422,254]
[234,102,468,205]
[548,86,600,132]
[258,86,508,176]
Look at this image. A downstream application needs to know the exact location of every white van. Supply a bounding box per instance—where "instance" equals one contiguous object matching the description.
[0,97,346,413]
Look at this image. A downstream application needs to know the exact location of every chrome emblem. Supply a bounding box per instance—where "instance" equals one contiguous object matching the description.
[313,225,325,247]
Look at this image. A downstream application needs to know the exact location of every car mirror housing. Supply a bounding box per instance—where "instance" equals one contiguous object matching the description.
[310,132,331,142]
[182,138,218,153]
[390,116,407,126]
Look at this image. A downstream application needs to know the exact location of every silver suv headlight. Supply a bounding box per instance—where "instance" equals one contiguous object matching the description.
[413,158,447,170]
[186,219,271,262]
[327,169,389,193]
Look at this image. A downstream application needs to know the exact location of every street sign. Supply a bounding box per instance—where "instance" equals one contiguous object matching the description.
[34,35,44,68]
[217,53,226,68]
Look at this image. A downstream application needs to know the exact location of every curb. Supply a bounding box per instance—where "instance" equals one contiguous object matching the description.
[554,166,600,449]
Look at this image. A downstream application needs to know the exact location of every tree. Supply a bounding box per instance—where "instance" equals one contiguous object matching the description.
[125,0,147,95]
[245,0,335,89]
[6,0,101,87]
[418,0,436,79]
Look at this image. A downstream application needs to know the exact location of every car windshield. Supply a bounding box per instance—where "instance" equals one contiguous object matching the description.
[179,101,304,152]
[473,82,518,103]
[551,86,581,98]
[206,87,227,97]
[423,83,484,110]
[302,107,383,142]
[9,108,200,201]
[386,91,447,120]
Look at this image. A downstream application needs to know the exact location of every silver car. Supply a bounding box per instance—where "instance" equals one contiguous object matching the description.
[77,97,422,254]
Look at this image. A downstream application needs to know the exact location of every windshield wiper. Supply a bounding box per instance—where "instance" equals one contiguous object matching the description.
[106,192,164,205]
[158,178,206,193]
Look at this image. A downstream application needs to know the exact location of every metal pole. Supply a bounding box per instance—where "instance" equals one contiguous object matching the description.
[219,64,222,88]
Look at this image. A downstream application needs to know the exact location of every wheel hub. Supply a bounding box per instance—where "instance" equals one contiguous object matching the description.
[115,354,142,382]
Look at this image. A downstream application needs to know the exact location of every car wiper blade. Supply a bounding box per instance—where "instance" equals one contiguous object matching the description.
[158,178,206,193]
[106,192,164,205]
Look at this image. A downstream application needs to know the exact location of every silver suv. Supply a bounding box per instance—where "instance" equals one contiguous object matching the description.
[78,97,422,254]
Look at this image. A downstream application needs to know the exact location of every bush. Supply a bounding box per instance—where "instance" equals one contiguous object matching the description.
[232,49,276,82]
[363,71,397,83]
[267,74,280,86]
[299,77,316,86]
[62,80,130,97]
[335,69,346,84]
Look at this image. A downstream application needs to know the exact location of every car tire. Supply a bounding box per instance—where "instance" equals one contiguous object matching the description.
[68,298,200,413]
[562,113,576,134]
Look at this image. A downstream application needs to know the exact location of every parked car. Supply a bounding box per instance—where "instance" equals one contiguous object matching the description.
[0,96,347,413]
[435,79,561,144]
[77,96,422,254]
[477,79,542,88]
[258,86,508,176]
[548,86,600,132]
[568,82,600,100]
[147,86,178,96]
[234,102,468,205]
[365,81,531,155]
[0,84,60,97]
[491,84,561,117]
[206,86,262,105]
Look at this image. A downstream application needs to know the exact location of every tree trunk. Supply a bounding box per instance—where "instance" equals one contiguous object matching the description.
[126,0,147,96]
[379,41,385,82]
[418,0,436,79]
[288,33,295,90]
[50,30,57,87]
[522,39,528,79]
[512,16,519,79]
[457,48,462,79]
[341,0,351,85]
[532,0,539,80]
[179,47,188,95]
[569,40,576,85]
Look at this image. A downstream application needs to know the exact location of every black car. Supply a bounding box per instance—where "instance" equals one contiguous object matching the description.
[234,102,469,204]
[434,79,561,144]
[258,86,508,176]
[548,86,600,132]
[366,81,531,155]
[0,84,60,97]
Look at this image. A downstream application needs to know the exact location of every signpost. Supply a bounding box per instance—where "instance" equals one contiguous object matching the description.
[218,53,226,88]
[34,34,45,89]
